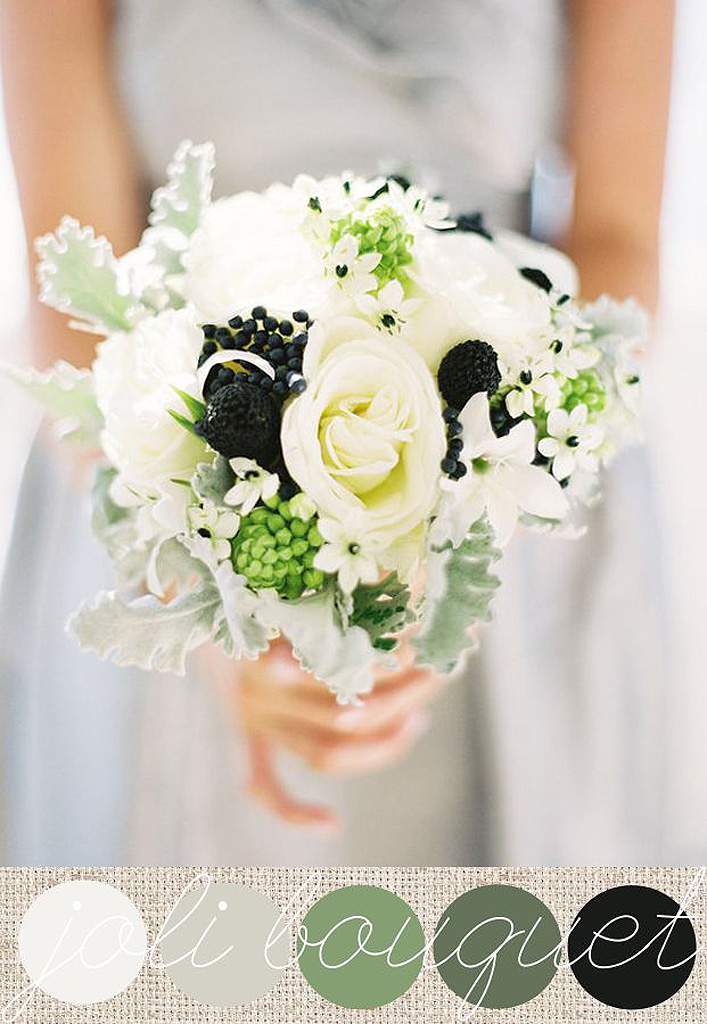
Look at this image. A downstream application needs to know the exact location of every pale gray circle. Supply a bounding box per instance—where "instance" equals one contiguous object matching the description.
[19,881,146,1005]
[160,882,290,1007]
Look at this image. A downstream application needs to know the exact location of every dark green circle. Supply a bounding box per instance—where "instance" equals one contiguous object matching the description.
[434,884,561,1009]
[297,885,425,1009]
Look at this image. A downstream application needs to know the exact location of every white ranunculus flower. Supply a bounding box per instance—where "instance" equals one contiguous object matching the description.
[181,191,331,322]
[281,318,446,578]
[93,308,205,525]
[400,229,552,372]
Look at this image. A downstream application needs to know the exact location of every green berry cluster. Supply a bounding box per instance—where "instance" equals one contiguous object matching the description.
[331,206,414,286]
[560,368,606,419]
[230,493,326,599]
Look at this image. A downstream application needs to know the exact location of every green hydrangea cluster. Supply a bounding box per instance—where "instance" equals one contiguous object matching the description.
[560,368,606,419]
[332,206,414,286]
[230,493,326,599]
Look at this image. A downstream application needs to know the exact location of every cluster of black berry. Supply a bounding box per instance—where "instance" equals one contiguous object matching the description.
[436,339,503,479]
[198,306,310,402]
[440,406,467,479]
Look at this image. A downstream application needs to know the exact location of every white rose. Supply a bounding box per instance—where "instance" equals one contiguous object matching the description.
[182,191,330,323]
[400,230,552,371]
[93,308,205,525]
[281,318,446,577]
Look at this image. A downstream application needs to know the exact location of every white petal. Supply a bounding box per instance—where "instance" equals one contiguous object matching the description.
[509,464,569,520]
[459,393,494,452]
[552,450,575,480]
[314,544,343,574]
[486,486,520,547]
[538,436,559,458]
[546,407,569,438]
[338,560,360,594]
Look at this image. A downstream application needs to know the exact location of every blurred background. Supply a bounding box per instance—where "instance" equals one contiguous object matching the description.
[0,0,705,864]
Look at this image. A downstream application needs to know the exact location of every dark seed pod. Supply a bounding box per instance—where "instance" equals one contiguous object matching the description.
[437,339,501,410]
[520,266,553,292]
[197,381,281,465]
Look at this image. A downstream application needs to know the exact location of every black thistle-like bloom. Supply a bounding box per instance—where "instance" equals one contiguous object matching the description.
[197,381,281,465]
[437,340,501,410]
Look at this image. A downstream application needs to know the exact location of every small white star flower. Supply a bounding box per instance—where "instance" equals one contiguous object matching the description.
[538,404,604,480]
[314,515,383,594]
[325,234,381,303]
[357,279,423,332]
[504,351,560,418]
[547,328,599,380]
[187,499,240,561]
[224,457,279,514]
[432,393,569,547]
[386,179,454,231]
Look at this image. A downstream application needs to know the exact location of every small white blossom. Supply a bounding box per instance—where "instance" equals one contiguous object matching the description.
[314,515,383,593]
[546,328,599,380]
[224,457,279,514]
[324,234,381,304]
[433,393,569,547]
[357,278,422,332]
[538,404,604,480]
[386,180,453,231]
[187,499,240,561]
[503,351,560,418]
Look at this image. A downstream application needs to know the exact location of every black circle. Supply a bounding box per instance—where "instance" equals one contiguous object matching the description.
[568,885,696,1010]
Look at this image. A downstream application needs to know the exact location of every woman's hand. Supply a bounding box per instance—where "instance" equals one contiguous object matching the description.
[200,638,446,831]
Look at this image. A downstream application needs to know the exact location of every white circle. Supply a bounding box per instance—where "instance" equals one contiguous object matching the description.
[19,881,146,1005]
[218,901,228,911]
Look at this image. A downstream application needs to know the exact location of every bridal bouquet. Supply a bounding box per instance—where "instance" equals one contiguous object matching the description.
[7,141,646,701]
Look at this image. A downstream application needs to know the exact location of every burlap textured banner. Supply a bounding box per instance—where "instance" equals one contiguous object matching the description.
[0,867,704,1023]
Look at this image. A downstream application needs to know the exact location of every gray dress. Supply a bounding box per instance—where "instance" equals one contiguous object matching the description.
[0,0,673,865]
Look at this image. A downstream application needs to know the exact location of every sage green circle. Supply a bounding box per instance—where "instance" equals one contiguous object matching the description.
[297,885,425,1009]
[160,882,290,1007]
[434,884,560,1009]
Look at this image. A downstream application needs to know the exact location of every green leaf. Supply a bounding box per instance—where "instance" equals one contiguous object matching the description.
[148,139,215,238]
[36,217,138,333]
[191,456,235,504]
[168,408,200,436]
[414,518,501,675]
[259,585,379,703]
[171,385,206,420]
[67,586,221,675]
[351,574,413,652]
[2,358,103,444]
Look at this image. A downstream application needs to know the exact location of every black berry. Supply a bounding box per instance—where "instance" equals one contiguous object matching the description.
[437,339,501,409]
[454,211,493,240]
[197,382,280,465]
[520,266,553,292]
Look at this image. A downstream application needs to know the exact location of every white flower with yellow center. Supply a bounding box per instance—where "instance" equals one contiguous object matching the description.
[281,317,446,579]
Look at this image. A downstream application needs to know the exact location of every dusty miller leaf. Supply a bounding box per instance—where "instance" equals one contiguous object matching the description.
[191,457,235,504]
[181,534,273,660]
[2,358,103,445]
[414,518,501,674]
[351,574,413,652]
[259,586,378,704]
[148,139,215,236]
[67,586,221,675]
[36,217,137,333]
